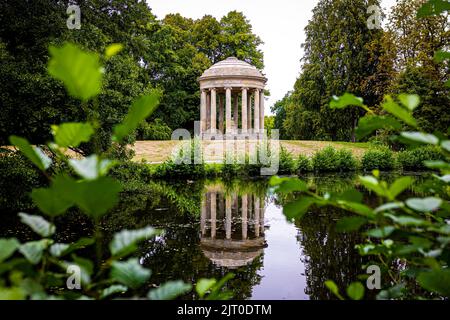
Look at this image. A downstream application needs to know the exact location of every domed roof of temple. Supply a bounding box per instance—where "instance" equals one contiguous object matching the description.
[199,57,266,81]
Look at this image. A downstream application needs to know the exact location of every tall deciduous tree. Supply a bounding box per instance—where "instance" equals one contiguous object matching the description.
[0,1,265,145]
[388,0,450,134]
[283,0,392,141]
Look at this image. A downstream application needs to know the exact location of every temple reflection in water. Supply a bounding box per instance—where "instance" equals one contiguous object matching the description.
[200,183,266,269]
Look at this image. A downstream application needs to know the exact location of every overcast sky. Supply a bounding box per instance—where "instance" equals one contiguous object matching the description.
[147,0,397,113]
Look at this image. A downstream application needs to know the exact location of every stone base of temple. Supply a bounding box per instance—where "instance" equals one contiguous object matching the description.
[200,131,267,141]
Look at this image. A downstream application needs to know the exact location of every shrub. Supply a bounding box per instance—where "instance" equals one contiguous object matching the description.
[397,146,444,170]
[361,147,395,171]
[297,154,312,173]
[312,146,357,172]
[278,147,296,174]
[0,151,45,211]
[138,118,172,140]
[312,146,340,171]
[337,149,358,171]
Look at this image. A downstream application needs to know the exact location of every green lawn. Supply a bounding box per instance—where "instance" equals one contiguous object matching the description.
[132,140,370,163]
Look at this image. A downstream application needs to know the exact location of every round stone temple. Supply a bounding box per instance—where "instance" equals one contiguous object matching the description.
[198,57,267,138]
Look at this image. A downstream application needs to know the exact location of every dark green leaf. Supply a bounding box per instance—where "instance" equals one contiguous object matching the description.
[0,238,20,263]
[374,202,404,213]
[148,281,192,300]
[329,93,364,109]
[48,43,102,101]
[195,279,216,299]
[398,94,420,111]
[18,213,55,237]
[283,197,316,220]
[389,177,414,199]
[417,0,450,17]
[110,259,151,289]
[324,280,344,300]
[113,92,161,142]
[110,227,162,257]
[100,285,128,299]
[359,176,386,197]
[19,240,52,265]
[49,244,70,257]
[275,178,308,193]
[366,226,395,238]
[406,197,442,212]
[417,269,450,296]
[434,50,450,63]
[337,201,375,218]
[338,189,363,203]
[31,187,73,217]
[69,155,116,180]
[72,177,122,219]
[336,216,367,232]
[382,96,417,127]
[51,123,94,148]
[9,136,51,171]
[356,115,402,139]
[400,132,439,145]
[346,282,365,300]
[376,283,406,300]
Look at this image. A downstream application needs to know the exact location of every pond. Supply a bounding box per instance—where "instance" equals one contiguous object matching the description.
[0,172,429,300]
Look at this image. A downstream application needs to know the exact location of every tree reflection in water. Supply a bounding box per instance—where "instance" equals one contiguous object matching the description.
[140,179,267,299]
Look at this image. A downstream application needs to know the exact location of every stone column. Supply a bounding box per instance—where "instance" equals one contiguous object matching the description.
[260,90,265,131]
[206,92,211,131]
[242,194,248,240]
[210,88,216,131]
[200,90,207,134]
[201,197,206,236]
[211,193,216,239]
[233,93,239,131]
[247,92,252,131]
[254,89,260,133]
[225,87,232,134]
[241,88,248,133]
[254,196,260,238]
[225,195,232,240]
[260,196,265,235]
[218,93,224,134]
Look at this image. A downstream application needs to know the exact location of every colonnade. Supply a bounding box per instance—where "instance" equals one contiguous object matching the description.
[200,88,265,135]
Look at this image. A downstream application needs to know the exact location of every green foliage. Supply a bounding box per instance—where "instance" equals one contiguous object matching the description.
[9,136,51,171]
[138,119,172,141]
[296,155,312,174]
[272,76,450,299]
[51,123,94,148]
[397,146,444,170]
[361,148,395,171]
[0,42,232,300]
[312,146,357,172]
[278,147,296,175]
[281,0,390,141]
[0,152,44,211]
[48,43,102,101]
[113,92,161,143]
[148,281,192,300]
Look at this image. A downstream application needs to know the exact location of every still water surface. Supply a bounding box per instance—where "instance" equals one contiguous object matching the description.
[2,173,426,299]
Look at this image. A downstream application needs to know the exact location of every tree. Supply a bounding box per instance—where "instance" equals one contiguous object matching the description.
[387,0,450,134]
[271,92,292,140]
[0,0,155,156]
[0,1,266,145]
[283,0,391,141]
[218,11,264,69]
